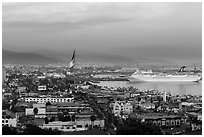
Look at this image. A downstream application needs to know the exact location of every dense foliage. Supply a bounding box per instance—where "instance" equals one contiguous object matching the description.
[116,118,163,135]
[2,124,61,135]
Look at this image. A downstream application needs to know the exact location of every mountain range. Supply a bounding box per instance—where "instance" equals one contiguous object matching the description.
[2,49,173,65]
[2,50,60,65]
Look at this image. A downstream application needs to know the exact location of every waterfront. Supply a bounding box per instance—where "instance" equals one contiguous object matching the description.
[2,2,202,135]
[96,81,202,96]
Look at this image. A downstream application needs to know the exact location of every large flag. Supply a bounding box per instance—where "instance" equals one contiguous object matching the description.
[69,49,75,69]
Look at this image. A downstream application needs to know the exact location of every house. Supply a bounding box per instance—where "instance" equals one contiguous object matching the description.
[38,85,47,91]
[110,100,133,116]
[130,92,140,98]
[2,110,17,127]
[95,96,109,104]
[2,118,17,127]
[140,102,155,110]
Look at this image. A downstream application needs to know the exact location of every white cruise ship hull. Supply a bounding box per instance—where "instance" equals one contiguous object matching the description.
[128,75,202,82]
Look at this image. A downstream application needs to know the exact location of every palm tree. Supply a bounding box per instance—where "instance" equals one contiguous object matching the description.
[90,115,96,129]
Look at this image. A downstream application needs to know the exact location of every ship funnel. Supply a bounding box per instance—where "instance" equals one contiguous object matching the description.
[178,66,186,72]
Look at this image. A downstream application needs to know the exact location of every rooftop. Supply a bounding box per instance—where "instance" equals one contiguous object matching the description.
[57,102,90,107]
[133,112,180,120]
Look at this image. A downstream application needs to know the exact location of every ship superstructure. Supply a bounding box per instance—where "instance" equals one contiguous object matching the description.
[128,68,201,82]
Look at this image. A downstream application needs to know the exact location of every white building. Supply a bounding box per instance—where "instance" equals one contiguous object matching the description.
[111,101,133,116]
[37,76,46,79]
[25,108,46,118]
[2,68,7,82]
[40,119,105,132]
[163,91,167,102]
[38,85,47,91]
[25,97,74,103]
[33,103,46,108]
[2,118,17,127]
[46,73,66,78]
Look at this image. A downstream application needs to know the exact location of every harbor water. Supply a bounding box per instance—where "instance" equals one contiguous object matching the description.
[96,81,202,96]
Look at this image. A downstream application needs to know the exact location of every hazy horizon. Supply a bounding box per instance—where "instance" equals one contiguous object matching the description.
[2,2,202,65]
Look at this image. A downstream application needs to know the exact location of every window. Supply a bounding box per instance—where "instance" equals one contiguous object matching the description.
[171,120,175,126]
[166,120,169,126]
[5,120,8,123]
[176,120,180,125]
[162,120,165,126]
[2,120,4,123]
[77,125,82,128]
[158,121,161,126]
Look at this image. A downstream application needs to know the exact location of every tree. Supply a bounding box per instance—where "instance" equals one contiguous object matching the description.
[50,117,55,122]
[108,113,113,123]
[116,118,162,135]
[71,114,76,122]
[65,115,71,121]
[33,108,38,115]
[58,113,64,121]
[2,126,17,135]
[90,115,96,128]
[46,102,51,106]
[44,117,49,124]
[22,124,61,135]
[64,115,71,122]
[137,97,141,103]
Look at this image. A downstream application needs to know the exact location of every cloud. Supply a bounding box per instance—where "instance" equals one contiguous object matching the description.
[3,2,173,31]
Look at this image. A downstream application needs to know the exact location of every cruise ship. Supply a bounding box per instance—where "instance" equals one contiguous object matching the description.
[128,69,202,83]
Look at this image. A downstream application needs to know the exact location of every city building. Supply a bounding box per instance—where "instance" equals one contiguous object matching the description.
[26,108,46,118]
[163,91,167,102]
[110,100,133,116]
[2,110,17,127]
[2,118,17,127]
[25,97,74,103]
[136,113,181,128]
[57,102,91,114]
[38,85,47,91]
[40,118,105,132]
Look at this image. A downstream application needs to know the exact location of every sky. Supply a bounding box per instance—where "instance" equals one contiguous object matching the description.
[2,2,202,64]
